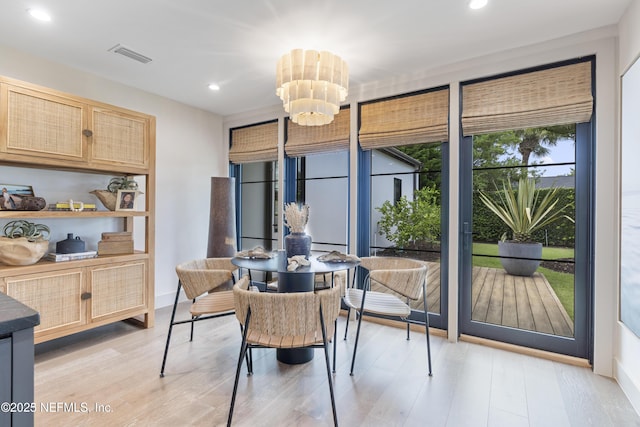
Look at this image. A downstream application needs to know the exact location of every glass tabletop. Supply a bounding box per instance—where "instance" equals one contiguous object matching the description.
[231,250,359,273]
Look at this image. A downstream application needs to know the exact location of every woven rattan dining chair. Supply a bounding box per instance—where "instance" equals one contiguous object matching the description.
[227,278,341,427]
[159,257,238,377]
[343,257,433,377]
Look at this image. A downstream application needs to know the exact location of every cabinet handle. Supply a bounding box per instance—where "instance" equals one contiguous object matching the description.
[81,292,92,300]
[82,129,93,137]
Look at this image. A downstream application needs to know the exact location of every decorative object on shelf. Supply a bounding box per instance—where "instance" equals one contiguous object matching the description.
[67,199,83,212]
[276,49,348,126]
[283,202,311,259]
[0,184,46,211]
[91,176,140,211]
[207,177,238,258]
[90,190,117,211]
[55,233,86,254]
[0,220,50,265]
[479,177,574,276]
[97,232,134,255]
[115,189,141,211]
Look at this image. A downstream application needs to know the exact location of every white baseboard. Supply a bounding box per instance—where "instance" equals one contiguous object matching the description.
[155,290,187,309]
[615,358,640,416]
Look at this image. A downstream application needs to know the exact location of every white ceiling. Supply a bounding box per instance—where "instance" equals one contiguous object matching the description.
[0,0,631,117]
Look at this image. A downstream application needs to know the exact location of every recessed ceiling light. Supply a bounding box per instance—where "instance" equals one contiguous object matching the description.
[27,8,52,22]
[469,0,488,9]
[208,83,220,91]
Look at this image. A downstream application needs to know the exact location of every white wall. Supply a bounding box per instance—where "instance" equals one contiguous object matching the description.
[225,26,621,377]
[0,44,227,309]
[615,0,640,414]
[370,150,417,249]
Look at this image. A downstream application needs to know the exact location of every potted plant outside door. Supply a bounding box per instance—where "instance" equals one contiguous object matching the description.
[478,178,574,277]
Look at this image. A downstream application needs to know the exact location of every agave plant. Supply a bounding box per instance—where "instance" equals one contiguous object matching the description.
[478,178,574,243]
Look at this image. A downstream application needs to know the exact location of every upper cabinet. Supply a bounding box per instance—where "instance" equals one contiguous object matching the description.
[89,107,150,171]
[1,83,86,163]
[0,77,153,175]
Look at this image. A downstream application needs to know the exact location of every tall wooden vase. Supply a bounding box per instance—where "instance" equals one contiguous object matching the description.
[207,177,237,258]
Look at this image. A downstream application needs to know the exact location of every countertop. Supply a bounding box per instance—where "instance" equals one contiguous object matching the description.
[0,292,40,336]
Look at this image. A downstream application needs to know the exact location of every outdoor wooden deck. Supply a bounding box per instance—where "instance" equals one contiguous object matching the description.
[407,262,574,338]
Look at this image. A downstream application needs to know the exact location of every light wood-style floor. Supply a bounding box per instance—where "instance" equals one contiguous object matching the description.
[33,303,639,427]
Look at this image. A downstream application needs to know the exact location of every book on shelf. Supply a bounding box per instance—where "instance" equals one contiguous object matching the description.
[48,206,97,211]
[51,202,97,209]
[45,250,98,262]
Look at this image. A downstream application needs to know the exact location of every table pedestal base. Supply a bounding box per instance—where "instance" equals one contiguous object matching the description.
[277,348,314,364]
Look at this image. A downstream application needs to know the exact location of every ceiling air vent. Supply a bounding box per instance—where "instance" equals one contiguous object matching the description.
[108,44,152,64]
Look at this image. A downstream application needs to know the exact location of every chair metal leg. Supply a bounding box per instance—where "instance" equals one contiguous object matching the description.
[343,306,351,340]
[320,306,339,426]
[349,288,368,376]
[238,324,253,375]
[343,268,359,340]
[423,283,433,376]
[332,320,337,373]
[160,281,182,378]
[406,321,410,340]
[189,299,196,341]
[228,310,251,427]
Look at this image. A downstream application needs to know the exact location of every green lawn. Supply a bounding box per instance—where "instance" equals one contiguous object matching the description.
[472,242,575,321]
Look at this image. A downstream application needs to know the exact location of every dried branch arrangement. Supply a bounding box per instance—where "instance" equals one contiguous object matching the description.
[283,203,309,233]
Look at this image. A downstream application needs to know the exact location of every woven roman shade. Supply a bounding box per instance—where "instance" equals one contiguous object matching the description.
[359,89,449,150]
[461,61,593,136]
[285,107,350,157]
[229,121,278,164]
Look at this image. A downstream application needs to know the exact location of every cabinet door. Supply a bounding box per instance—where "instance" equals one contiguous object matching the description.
[1,84,86,162]
[5,270,85,336]
[89,107,149,169]
[89,261,146,321]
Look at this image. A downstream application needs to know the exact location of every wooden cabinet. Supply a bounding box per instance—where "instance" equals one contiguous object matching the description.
[0,75,155,344]
[2,259,149,343]
[0,77,153,175]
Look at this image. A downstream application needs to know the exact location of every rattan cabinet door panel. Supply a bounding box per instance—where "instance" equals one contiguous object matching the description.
[5,270,84,335]
[90,262,146,321]
[2,84,86,162]
[89,108,149,170]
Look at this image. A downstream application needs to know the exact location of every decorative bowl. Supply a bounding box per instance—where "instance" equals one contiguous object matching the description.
[0,237,49,265]
[90,190,117,211]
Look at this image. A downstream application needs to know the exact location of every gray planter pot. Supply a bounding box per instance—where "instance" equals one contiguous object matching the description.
[498,241,542,277]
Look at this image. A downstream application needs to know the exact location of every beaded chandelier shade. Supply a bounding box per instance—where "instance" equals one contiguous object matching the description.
[276,49,348,126]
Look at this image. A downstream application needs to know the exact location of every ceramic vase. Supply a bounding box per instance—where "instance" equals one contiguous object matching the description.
[284,232,311,259]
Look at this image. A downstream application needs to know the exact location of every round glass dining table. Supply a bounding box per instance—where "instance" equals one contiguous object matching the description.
[231,250,359,291]
[231,250,359,363]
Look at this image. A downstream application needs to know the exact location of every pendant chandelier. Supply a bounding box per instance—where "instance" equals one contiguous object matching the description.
[276,49,348,126]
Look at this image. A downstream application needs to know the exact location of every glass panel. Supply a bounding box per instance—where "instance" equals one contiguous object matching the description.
[369,143,443,315]
[239,162,277,253]
[296,151,348,253]
[471,126,576,337]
